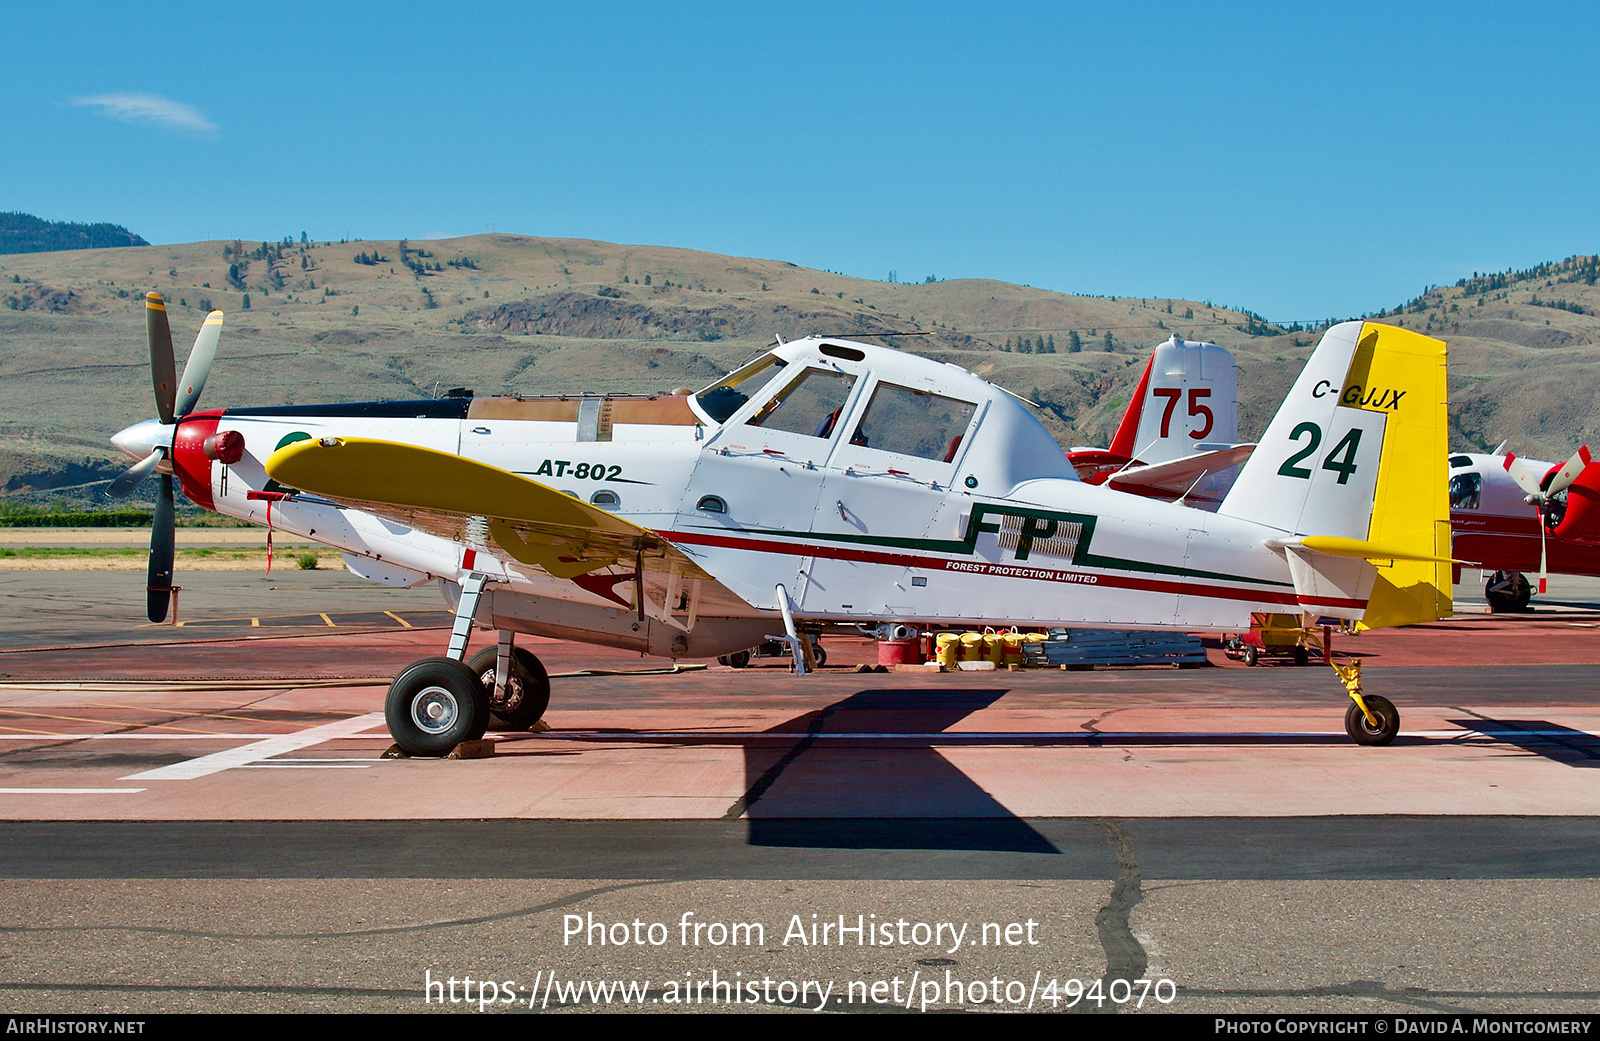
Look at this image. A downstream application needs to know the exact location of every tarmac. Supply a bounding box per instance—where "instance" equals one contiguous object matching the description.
[2,562,1599,1014]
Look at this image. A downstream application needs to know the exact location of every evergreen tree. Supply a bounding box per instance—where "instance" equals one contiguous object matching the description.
[1103,331,1114,352]
[1067,331,1081,353]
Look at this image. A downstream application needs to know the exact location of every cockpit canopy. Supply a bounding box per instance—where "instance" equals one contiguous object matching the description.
[690,337,1076,493]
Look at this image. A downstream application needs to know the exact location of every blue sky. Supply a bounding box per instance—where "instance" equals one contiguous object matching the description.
[5,1,1598,321]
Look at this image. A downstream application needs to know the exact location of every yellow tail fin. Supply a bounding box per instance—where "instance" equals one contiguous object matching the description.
[1347,323,1451,628]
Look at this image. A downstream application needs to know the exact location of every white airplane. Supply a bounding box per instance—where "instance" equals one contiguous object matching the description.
[1066,336,1253,509]
[110,295,1450,753]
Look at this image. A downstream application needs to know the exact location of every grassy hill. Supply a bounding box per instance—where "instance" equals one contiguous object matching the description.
[0,233,1596,507]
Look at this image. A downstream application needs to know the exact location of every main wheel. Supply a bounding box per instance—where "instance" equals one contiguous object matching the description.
[1344,695,1400,746]
[1485,571,1531,613]
[466,647,551,731]
[385,657,491,756]
[1293,645,1310,667]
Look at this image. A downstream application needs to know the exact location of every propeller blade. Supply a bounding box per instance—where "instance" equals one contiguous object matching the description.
[174,311,224,419]
[1545,445,1593,497]
[147,474,176,623]
[1502,453,1547,499]
[107,448,164,498]
[147,293,177,425]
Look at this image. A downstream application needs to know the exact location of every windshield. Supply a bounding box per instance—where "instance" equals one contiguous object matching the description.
[693,353,785,423]
[1449,472,1481,511]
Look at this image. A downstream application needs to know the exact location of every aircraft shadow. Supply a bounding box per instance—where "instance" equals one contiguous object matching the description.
[730,687,1059,854]
[1446,718,1600,767]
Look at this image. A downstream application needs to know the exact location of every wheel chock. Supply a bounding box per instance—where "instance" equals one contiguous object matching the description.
[528,719,552,733]
[447,740,496,760]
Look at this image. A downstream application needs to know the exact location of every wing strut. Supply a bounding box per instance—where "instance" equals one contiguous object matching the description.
[774,583,815,676]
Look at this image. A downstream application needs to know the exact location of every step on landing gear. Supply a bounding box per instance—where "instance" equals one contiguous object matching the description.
[384,574,550,758]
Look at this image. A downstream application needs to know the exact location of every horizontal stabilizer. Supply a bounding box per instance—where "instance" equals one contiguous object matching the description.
[1106,444,1256,497]
[1292,535,1457,564]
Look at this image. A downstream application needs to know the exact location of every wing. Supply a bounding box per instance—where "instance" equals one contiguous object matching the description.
[265,436,714,582]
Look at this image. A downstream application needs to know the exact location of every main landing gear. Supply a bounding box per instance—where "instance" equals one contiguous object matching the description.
[1485,570,1532,613]
[384,574,552,758]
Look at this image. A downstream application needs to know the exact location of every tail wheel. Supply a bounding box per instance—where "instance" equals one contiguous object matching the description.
[466,647,551,731]
[1242,645,1259,667]
[1344,695,1400,746]
[385,657,491,756]
[722,650,751,669]
[811,640,827,668]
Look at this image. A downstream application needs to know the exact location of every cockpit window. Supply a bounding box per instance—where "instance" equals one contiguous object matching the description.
[1448,455,1474,469]
[849,383,978,462]
[693,354,786,423]
[745,367,857,438]
[1449,472,1481,510]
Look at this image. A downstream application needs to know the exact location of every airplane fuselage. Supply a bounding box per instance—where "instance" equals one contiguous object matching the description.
[120,338,1321,655]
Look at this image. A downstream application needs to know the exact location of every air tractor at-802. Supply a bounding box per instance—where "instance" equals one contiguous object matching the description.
[110,294,1450,755]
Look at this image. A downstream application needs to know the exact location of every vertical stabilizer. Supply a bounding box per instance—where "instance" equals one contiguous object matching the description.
[1107,335,1239,465]
[1220,321,1450,628]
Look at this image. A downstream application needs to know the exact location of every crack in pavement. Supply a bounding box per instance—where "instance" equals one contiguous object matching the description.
[1086,818,1149,1015]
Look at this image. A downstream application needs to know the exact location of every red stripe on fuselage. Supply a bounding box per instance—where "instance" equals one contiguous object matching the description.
[661,529,1299,607]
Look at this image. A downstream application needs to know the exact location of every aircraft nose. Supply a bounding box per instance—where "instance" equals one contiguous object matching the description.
[111,417,168,461]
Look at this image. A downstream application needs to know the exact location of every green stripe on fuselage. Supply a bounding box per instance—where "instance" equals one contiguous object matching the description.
[734,502,1291,589]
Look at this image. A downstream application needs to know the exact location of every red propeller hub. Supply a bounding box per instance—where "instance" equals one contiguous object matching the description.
[170,410,224,510]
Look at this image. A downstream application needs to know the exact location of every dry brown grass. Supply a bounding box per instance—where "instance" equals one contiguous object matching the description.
[2,236,1597,506]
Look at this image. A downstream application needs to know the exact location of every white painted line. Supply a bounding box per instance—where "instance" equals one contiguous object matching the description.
[122,712,386,780]
[0,733,393,741]
[0,788,145,794]
[0,733,286,741]
[238,763,372,769]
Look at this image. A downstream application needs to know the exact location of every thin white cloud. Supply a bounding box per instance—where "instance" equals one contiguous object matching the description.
[69,93,216,134]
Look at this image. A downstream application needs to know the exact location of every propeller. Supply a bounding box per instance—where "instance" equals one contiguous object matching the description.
[1502,445,1592,594]
[109,293,224,622]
